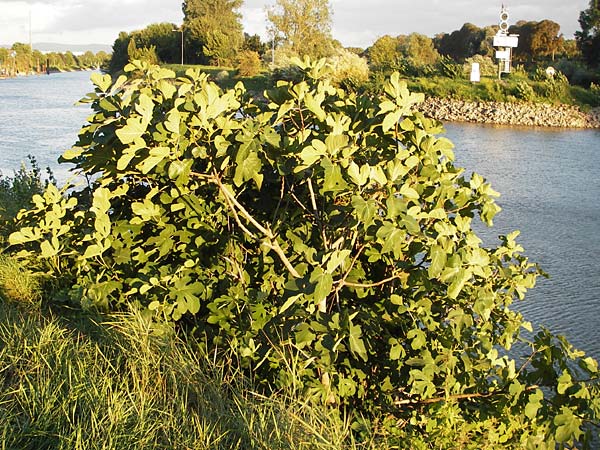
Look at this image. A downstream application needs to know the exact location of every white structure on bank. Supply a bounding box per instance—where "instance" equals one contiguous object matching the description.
[493,5,519,78]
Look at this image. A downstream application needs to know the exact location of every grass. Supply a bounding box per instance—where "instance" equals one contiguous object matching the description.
[0,300,389,449]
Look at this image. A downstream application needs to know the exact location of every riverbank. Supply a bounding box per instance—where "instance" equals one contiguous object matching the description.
[418,97,600,129]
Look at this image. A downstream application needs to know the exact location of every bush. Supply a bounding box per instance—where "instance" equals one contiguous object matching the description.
[0,156,53,241]
[236,50,262,77]
[463,55,497,78]
[326,48,369,90]
[513,81,535,101]
[534,71,570,102]
[6,60,600,447]
[554,58,599,87]
[437,56,463,79]
[591,82,600,105]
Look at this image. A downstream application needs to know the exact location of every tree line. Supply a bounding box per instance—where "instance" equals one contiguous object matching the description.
[0,43,109,77]
[107,0,599,76]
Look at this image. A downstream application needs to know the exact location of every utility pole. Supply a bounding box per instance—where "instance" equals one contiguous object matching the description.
[173,26,184,66]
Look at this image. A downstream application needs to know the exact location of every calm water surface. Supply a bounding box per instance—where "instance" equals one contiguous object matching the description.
[0,71,92,182]
[1,72,599,360]
[445,123,600,360]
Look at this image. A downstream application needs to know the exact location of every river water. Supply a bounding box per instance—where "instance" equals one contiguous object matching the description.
[1,71,599,360]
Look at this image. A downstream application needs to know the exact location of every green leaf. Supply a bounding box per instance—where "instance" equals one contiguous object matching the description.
[377,223,405,259]
[347,162,369,186]
[234,150,263,188]
[400,184,419,200]
[382,109,401,132]
[40,239,59,258]
[524,389,543,420]
[116,117,147,144]
[349,323,368,362]
[164,110,180,133]
[407,328,426,350]
[90,72,112,92]
[138,147,170,174]
[295,323,316,349]
[557,370,572,395]
[447,268,470,299]
[310,268,333,306]
[135,93,154,125]
[554,407,583,443]
[297,143,325,168]
[352,195,377,226]
[325,249,351,273]
[279,294,303,314]
[428,245,447,278]
[323,164,348,193]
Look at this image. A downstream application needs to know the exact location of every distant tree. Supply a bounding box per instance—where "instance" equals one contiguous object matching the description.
[267,0,336,58]
[236,50,262,76]
[576,0,600,66]
[367,35,404,72]
[532,20,563,61]
[435,23,486,61]
[557,39,581,59]
[78,51,96,68]
[511,20,563,62]
[95,51,111,69]
[368,33,439,75]
[182,0,244,65]
[108,23,180,73]
[399,33,440,67]
[127,39,159,66]
[109,32,132,73]
[243,33,267,57]
[135,23,180,64]
[344,47,365,56]
[478,25,499,58]
[11,42,32,73]
[0,48,9,75]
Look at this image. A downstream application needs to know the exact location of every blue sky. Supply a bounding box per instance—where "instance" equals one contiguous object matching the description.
[0,0,589,49]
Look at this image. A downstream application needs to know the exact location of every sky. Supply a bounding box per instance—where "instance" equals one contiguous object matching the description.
[0,0,590,50]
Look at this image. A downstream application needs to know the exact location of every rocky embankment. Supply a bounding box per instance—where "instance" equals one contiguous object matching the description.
[418,98,600,129]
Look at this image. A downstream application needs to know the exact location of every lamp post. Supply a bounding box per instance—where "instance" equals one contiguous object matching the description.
[173,26,184,66]
[10,51,16,77]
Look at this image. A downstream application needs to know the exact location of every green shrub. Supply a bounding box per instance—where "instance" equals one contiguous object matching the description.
[507,64,529,81]
[0,156,53,241]
[6,60,600,447]
[534,72,570,103]
[326,48,370,90]
[437,56,463,79]
[591,82,600,104]
[554,58,599,87]
[236,50,262,77]
[532,66,552,82]
[513,81,535,101]
[463,55,497,78]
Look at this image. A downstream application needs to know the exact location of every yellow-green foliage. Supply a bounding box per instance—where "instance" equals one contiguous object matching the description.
[327,48,370,89]
[463,55,497,78]
[0,255,41,307]
[236,50,262,77]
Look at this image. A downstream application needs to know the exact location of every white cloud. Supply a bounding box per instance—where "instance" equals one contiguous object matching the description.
[0,0,590,48]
